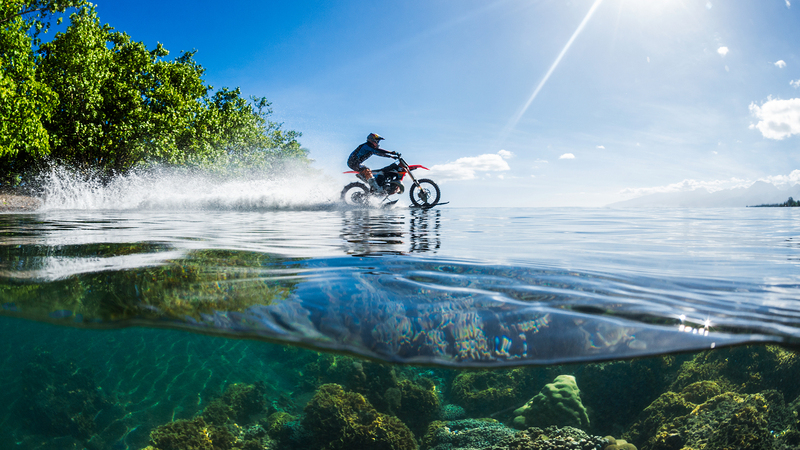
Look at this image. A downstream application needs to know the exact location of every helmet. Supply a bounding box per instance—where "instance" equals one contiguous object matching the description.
[367,133,384,145]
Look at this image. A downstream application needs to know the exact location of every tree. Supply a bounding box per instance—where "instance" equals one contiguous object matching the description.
[0,1,85,186]
[3,3,309,185]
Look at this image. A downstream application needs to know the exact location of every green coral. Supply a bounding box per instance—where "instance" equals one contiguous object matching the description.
[451,368,538,416]
[670,346,800,398]
[512,375,590,430]
[302,383,417,450]
[624,382,792,450]
[393,379,440,438]
[201,382,267,426]
[148,416,214,450]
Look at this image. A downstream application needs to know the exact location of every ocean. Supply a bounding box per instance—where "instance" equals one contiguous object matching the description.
[2,203,800,450]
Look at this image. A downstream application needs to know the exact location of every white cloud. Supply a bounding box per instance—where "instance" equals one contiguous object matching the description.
[761,169,800,187]
[559,153,575,160]
[706,2,712,9]
[620,177,751,197]
[647,56,650,63]
[596,145,605,149]
[427,151,511,181]
[620,171,800,198]
[717,46,729,56]
[787,0,791,8]
[791,79,800,88]
[749,98,800,140]
[775,60,787,68]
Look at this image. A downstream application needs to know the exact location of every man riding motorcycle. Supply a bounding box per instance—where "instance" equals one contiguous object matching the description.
[347,133,398,195]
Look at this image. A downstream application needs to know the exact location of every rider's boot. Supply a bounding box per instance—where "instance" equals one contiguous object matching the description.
[368,178,385,195]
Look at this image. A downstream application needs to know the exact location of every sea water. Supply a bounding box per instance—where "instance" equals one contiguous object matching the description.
[2,205,800,449]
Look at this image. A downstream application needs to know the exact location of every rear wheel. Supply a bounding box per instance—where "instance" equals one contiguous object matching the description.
[341,182,370,206]
[409,179,440,208]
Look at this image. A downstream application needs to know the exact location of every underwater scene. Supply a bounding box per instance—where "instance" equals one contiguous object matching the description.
[3,205,800,450]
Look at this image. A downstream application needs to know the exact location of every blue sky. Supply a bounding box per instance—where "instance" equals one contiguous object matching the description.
[80,0,800,206]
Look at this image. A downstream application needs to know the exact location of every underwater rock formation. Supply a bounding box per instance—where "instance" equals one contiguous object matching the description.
[301,383,417,450]
[512,375,590,431]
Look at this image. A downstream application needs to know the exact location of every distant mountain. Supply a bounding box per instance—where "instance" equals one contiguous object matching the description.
[608,181,800,207]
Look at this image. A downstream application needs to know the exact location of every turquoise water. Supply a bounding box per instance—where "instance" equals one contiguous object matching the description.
[3,206,800,449]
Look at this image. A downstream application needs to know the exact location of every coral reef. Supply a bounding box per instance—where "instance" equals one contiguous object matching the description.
[450,368,540,416]
[147,382,271,450]
[624,382,794,450]
[420,418,517,450]
[572,355,682,435]
[669,346,800,399]
[301,383,417,450]
[484,426,610,450]
[18,349,121,443]
[148,417,215,450]
[393,378,441,437]
[439,403,467,421]
[512,375,590,430]
[200,382,268,427]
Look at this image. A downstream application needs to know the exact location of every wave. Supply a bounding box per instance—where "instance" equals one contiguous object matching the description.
[37,165,347,211]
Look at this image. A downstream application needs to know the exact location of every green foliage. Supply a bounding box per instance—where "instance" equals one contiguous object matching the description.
[0,2,84,185]
[1,3,308,187]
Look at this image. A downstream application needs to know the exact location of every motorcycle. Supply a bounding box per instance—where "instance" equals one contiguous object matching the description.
[341,153,442,208]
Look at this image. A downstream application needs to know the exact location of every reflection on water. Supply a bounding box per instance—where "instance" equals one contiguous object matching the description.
[340,209,441,256]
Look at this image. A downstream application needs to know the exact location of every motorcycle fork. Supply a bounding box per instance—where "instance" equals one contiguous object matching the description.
[400,160,429,202]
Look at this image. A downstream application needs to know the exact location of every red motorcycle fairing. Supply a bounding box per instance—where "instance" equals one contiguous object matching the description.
[343,165,428,179]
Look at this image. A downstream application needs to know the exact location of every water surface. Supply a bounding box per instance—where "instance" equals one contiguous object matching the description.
[3,206,799,367]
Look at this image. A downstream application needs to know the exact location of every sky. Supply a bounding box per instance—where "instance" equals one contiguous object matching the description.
[66,0,800,206]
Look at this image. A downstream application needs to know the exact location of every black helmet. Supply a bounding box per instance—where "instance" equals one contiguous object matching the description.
[367,133,384,145]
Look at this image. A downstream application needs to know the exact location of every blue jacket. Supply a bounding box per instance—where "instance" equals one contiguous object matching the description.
[347,142,393,171]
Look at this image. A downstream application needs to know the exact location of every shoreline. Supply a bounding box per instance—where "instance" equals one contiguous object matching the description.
[0,190,42,212]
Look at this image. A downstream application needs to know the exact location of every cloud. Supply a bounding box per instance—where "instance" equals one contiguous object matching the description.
[787,0,791,8]
[762,169,800,186]
[596,145,605,149]
[620,177,751,197]
[620,171,800,197]
[428,150,511,181]
[559,153,575,159]
[717,46,729,56]
[706,2,712,9]
[749,98,800,140]
[775,60,787,68]
[791,79,800,88]
[498,149,513,159]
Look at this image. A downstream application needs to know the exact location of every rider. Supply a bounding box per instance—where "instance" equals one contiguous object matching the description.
[347,133,397,194]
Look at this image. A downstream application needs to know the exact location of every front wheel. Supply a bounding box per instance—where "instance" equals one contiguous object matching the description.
[341,182,369,206]
[409,179,441,208]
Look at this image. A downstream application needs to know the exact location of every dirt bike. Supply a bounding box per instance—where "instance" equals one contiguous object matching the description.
[341,153,443,208]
